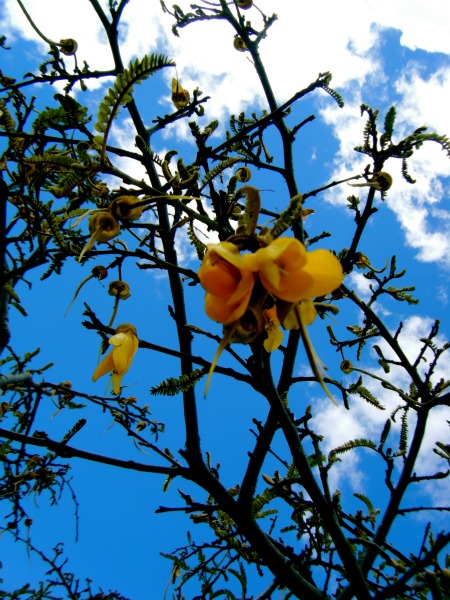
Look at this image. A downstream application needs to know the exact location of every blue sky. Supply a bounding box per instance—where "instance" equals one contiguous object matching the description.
[1,1,450,598]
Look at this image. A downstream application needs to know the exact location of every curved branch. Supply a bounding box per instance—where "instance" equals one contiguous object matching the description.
[0,427,186,476]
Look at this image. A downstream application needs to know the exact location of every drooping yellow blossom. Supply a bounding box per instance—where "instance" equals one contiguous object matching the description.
[78,212,120,262]
[198,242,256,324]
[92,324,138,395]
[349,172,393,192]
[243,237,343,303]
[171,78,190,110]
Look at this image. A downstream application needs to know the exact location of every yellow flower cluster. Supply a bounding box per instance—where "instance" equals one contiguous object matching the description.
[198,236,343,352]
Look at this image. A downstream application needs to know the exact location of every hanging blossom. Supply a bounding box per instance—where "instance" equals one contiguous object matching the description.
[197,242,255,324]
[92,323,138,394]
[198,235,343,396]
[199,236,342,334]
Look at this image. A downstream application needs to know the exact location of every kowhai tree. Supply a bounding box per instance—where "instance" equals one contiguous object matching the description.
[0,1,449,598]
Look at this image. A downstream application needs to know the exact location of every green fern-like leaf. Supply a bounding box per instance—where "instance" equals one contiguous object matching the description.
[251,487,277,517]
[383,105,396,141]
[28,197,69,251]
[379,419,391,450]
[399,409,409,454]
[60,418,87,445]
[354,492,376,515]
[201,157,241,186]
[150,368,204,396]
[322,85,344,108]
[187,220,206,260]
[386,286,419,305]
[373,345,390,373]
[329,438,377,459]
[94,53,174,158]
[49,167,98,198]
[350,384,385,409]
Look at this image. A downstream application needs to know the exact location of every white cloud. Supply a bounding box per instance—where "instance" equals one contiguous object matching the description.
[312,314,450,506]
[3,0,450,264]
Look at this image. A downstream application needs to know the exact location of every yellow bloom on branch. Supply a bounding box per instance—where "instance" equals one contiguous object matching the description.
[171,78,190,110]
[92,324,138,395]
[243,237,343,303]
[198,242,256,324]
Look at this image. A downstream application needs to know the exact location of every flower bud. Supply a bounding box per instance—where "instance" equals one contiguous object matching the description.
[59,38,78,56]
[108,280,131,300]
[237,0,253,8]
[340,360,353,374]
[233,36,247,52]
[355,253,370,269]
[92,265,108,280]
[171,78,190,110]
[27,455,42,469]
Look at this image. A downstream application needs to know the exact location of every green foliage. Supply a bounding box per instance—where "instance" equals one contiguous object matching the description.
[150,369,205,396]
[93,53,174,156]
[329,438,377,460]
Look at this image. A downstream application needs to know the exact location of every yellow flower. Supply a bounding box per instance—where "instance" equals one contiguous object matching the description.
[111,196,144,221]
[92,324,138,395]
[198,242,256,324]
[78,212,120,262]
[244,237,343,303]
[171,78,190,110]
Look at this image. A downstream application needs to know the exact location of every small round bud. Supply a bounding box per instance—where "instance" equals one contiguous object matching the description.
[59,38,78,56]
[233,36,247,52]
[340,360,353,374]
[237,0,253,8]
[27,455,42,468]
[24,518,33,527]
[60,381,72,389]
[92,265,108,280]
[355,253,370,269]
[108,280,131,300]
[136,421,147,432]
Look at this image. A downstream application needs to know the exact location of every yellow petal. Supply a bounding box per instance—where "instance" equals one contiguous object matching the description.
[110,332,138,375]
[301,249,343,298]
[264,322,283,352]
[111,372,123,395]
[92,352,114,382]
